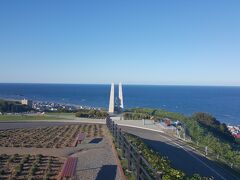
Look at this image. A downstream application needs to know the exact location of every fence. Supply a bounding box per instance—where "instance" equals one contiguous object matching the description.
[191,141,240,171]
[177,124,240,172]
[106,117,162,180]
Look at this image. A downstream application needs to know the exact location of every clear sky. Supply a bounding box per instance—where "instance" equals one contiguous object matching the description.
[0,0,240,85]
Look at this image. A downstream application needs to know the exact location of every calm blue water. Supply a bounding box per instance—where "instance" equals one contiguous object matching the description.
[0,83,240,125]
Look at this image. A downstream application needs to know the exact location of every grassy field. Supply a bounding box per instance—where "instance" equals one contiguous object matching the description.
[0,115,64,121]
[46,112,75,119]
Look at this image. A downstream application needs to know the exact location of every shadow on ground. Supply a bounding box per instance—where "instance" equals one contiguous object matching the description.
[89,138,103,144]
[96,165,117,180]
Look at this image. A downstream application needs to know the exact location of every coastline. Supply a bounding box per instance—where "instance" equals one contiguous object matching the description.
[1,84,240,125]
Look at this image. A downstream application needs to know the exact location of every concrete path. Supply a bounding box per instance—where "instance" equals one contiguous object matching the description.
[72,138,121,180]
[113,119,165,132]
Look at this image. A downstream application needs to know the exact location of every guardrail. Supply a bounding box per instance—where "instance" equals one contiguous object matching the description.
[106,117,162,180]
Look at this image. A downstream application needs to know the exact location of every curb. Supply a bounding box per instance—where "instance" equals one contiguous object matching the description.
[115,123,165,133]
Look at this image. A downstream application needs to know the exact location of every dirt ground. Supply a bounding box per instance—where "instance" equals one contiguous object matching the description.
[0,122,121,180]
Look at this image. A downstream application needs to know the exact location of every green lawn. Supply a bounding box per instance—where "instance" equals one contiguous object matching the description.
[46,112,75,119]
[0,115,64,121]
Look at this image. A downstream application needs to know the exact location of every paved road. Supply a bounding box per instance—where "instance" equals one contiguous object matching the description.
[121,126,240,180]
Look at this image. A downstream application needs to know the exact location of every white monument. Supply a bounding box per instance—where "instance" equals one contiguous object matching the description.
[108,82,124,114]
[108,83,115,113]
[118,82,124,111]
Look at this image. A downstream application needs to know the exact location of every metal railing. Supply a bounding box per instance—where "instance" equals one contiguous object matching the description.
[106,117,162,180]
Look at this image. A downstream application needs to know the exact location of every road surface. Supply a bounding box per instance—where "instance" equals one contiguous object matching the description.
[121,126,240,180]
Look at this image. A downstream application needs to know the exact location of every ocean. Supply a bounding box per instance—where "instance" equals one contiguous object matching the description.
[0,83,239,125]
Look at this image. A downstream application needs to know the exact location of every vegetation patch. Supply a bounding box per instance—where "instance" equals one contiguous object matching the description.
[124,108,240,174]
[75,109,108,119]
[0,124,105,148]
[126,134,211,180]
[0,154,63,180]
[0,115,63,121]
[116,148,135,180]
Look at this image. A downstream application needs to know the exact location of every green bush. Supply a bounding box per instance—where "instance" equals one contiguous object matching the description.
[76,109,108,119]
[127,134,185,179]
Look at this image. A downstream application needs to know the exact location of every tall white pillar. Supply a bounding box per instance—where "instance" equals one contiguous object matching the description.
[119,82,124,110]
[108,83,115,113]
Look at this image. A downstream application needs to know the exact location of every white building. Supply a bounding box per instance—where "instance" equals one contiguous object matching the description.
[21,99,33,107]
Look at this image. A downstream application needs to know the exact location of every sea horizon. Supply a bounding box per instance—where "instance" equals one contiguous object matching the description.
[0,83,240,125]
[0,82,240,87]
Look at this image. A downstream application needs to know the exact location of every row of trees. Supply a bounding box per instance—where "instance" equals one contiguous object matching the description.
[75,109,108,119]
[0,100,31,113]
[124,108,240,170]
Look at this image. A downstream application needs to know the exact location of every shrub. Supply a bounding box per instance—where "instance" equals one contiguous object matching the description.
[127,134,185,179]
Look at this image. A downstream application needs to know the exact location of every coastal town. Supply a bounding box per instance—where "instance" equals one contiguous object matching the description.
[32,100,78,112]
[0,98,102,115]
[22,99,98,112]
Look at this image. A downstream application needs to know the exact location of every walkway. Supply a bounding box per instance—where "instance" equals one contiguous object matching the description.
[72,138,121,180]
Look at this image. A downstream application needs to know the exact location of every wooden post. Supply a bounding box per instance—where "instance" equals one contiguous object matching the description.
[107,118,109,129]
[114,124,117,140]
[122,134,126,158]
[108,118,110,129]
[115,124,118,145]
[111,119,113,133]
[156,171,163,180]
[117,127,121,148]
[136,151,142,180]
[112,121,115,136]
[127,140,132,171]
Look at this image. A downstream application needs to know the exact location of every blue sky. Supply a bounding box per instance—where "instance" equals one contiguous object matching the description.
[0,0,240,85]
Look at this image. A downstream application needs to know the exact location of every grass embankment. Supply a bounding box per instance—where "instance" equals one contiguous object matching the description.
[124,108,240,173]
[116,148,135,180]
[0,115,63,121]
[115,134,210,180]
[120,134,210,180]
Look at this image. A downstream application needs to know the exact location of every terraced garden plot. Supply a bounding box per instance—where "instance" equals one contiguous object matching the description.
[0,154,63,180]
[0,124,105,148]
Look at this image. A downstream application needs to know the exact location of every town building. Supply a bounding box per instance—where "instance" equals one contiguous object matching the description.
[21,99,33,108]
